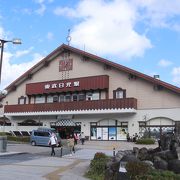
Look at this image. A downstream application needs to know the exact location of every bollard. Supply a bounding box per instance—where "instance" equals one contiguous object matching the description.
[60,147,63,157]
[0,136,7,152]
[113,147,115,157]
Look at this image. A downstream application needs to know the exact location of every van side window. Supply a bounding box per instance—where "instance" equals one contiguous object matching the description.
[34,131,38,136]
[43,132,50,137]
[34,131,50,137]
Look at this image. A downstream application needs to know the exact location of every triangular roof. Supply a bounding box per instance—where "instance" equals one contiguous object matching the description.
[5,44,180,94]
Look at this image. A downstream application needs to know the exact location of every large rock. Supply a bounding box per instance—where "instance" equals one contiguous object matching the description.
[120,154,139,163]
[133,147,139,158]
[175,147,180,160]
[142,160,154,169]
[168,159,180,174]
[105,157,120,180]
[116,150,133,161]
[154,150,177,162]
[153,156,168,170]
[161,133,172,150]
[138,147,150,161]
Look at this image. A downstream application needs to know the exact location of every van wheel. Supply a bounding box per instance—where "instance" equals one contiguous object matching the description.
[31,141,36,146]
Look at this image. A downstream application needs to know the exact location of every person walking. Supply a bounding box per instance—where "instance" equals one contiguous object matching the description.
[67,134,75,156]
[126,133,130,142]
[73,132,78,145]
[80,132,85,145]
[48,133,57,156]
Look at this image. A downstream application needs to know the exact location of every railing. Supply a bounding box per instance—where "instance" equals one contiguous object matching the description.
[4,98,137,113]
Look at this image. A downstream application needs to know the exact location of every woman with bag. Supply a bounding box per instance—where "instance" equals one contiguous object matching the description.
[48,133,57,156]
[67,134,75,156]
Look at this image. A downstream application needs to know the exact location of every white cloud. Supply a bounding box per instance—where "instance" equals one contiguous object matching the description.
[14,47,34,58]
[54,0,180,59]
[34,0,55,16]
[134,0,180,30]
[54,0,152,59]
[0,51,44,90]
[35,4,46,16]
[46,32,54,40]
[172,67,180,86]
[0,27,4,37]
[158,59,173,67]
[34,0,45,4]
[54,7,77,17]
[22,8,32,15]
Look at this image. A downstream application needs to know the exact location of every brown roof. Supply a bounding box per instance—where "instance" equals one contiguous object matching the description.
[5,44,180,94]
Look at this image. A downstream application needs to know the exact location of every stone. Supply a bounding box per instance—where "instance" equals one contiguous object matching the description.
[120,154,139,163]
[133,147,139,158]
[105,157,120,180]
[104,168,114,180]
[116,150,132,161]
[142,160,154,169]
[155,150,177,161]
[175,146,180,160]
[153,156,168,170]
[168,159,180,174]
[138,147,149,161]
[160,133,172,151]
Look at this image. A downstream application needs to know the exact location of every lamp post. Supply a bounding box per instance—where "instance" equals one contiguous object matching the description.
[0,38,22,83]
[0,38,21,133]
[0,90,8,132]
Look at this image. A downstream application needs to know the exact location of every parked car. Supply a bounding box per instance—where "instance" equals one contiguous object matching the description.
[30,128,61,146]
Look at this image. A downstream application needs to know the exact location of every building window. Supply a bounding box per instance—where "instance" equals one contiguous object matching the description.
[47,95,53,103]
[113,88,126,99]
[53,95,59,102]
[92,91,100,100]
[86,92,93,101]
[116,91,123,99]
[65,94,71,102]
[35,95,45,104]
[79,93,85,101]
[72,94,78,101]
[59,95,64,102]
[18,96,26,104]
[18,119,42,126]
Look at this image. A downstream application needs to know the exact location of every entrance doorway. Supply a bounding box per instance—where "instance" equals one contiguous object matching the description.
[50,119,81,139]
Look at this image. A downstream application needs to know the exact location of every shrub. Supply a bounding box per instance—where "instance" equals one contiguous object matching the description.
[7,136,30,143]
[85,152,109,180]
[93,152,107,160]
[137,170,180,180]
[0,132,7,136]
[126,161,152,179]
[136,138,155,144]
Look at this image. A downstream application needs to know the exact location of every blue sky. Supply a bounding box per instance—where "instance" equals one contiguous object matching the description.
[0,0,180,90]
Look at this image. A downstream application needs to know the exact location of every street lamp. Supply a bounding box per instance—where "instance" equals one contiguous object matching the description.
[0,38,22,83]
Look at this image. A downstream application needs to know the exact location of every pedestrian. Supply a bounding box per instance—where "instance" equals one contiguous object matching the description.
[126,133,130,142]
[80,132,85,145]
[74,132,78,145]
[48,133,57,156]
[67,134,75,156]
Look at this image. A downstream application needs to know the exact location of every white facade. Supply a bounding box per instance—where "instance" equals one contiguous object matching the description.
[0,44,180,140]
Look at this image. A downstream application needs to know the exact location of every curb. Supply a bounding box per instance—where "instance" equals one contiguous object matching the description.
[0,152,28,157]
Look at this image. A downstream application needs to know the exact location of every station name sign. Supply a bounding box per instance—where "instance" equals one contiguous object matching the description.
[44,80,80,90]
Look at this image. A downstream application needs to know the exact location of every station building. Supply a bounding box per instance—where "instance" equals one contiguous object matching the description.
[0,44,180,140]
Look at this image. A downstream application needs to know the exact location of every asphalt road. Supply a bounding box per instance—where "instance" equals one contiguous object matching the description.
[0,142,74,165]
[0,141,158,180]
[0,143,90,180]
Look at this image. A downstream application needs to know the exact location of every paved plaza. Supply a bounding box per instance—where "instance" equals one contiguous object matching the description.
[0,141,158,180]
